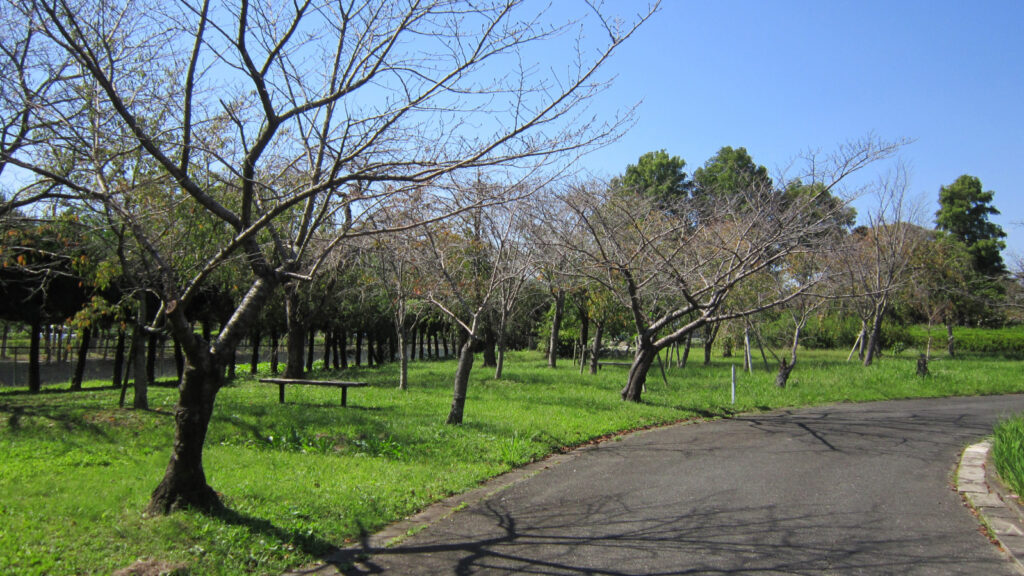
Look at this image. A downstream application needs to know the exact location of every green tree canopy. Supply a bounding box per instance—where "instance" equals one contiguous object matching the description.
[692,146,772,198]
[935,175,1007,277]
[617,149,690,205]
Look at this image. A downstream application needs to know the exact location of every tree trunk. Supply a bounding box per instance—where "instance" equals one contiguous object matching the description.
[146,332,158,386]
[396,322,409,390]
[433,329,440,359]
[442,327,449,358]
[338,330,348,369]
[131,323,149,410]
[322,329,332,368]
[495,312,509,380]
[28,317,42,393]
[70,326,92,391]
[446,336,475,425]
[112,328,126,389]
[0,323,8,358]
[44,324,52,365]
[578,307,590,367]
[147,361,223,514]
[249,330,260,374]
[174,339,185,383]
[946,321,955,357]
[355,331,363,367]
[365,333,375,367]
[482,329,497,368]
[270,331,280,374]
[621,342,657,402]
[680,332,692,369]
[775,358,795,388]
[548,291,565,368]
[305,327,316,371]
[863,302,886,367]
[284,287,306,379]
[703,323,717,366]
[589,322,603,375]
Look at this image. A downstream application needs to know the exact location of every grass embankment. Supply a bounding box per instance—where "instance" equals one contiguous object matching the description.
[992,416,1024,498]
[1,349,1022,575]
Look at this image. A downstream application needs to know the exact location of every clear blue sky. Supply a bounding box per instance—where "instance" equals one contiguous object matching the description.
[576,0,1023,260]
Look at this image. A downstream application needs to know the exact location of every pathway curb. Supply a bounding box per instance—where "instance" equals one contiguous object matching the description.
[959,440,1024,570]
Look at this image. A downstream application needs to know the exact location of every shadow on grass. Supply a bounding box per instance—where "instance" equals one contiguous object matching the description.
[210,507,346,570]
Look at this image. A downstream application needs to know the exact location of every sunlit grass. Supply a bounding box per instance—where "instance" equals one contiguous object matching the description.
[1,348,1021,575]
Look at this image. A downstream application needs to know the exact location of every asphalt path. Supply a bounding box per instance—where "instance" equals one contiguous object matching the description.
[332,395,1024,575]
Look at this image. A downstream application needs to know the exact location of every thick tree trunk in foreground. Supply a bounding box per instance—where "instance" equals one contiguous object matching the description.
[446,337,475,425]
[284,287,306,378]
[147,362,223,514]
[621,343,657,402]
[775,358,795,388]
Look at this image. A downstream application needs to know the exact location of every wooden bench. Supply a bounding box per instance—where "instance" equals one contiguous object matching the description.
[259,378,368,406]
[596,361,632,370]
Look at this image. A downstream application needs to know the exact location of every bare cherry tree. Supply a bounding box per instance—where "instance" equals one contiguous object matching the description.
[0,0,653,512]
[556,138,902,402]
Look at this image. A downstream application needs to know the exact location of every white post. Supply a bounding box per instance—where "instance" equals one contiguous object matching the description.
[731,364,736,404]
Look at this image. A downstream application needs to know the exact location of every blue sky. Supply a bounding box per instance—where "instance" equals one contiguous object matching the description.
[575,0,1023,259]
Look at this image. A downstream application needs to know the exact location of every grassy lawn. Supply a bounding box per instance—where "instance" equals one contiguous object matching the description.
[1,348,1022,575]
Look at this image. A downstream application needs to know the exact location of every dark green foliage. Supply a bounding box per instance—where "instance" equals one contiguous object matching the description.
[935,174,1007,277]
[617,149,690,205]
[692,145,771,198]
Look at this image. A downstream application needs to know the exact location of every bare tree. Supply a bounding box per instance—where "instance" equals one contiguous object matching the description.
[418,178,535,424]
[0,0,652,512]
[557,138,901,402]
[839,166,924,367]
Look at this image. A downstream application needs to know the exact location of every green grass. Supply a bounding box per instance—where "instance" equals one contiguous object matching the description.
[1,348,1022,575]
[992,415,1024,498]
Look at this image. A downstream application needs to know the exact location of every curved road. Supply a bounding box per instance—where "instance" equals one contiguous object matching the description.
[327,395,1024,575]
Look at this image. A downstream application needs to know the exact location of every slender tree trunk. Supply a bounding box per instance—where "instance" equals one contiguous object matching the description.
[442,327,449,358]
[339,330,348,369]
[284,287,306,378]
[863,301,886,367]
[355,331,363,367]
[70,326,92,391]
[621,341,658,402]
[589,321,603,375]
[946,320,956,357]
[419,324,426,361]
[548,290,565,368]
[775,324,802,388]
[305,327,315,371]
[0,323,8,358]
[146,333,158,386]
[446,336,475,425]
[367,333,377,367]
[250,330,260,374]
[28,317,42,393]
[396,320,409,390]
[112,328,126,390]
[433,329,440,359]
[743,325,752,373]
[495,312,509,380]
[322,329,332,368]
[482,327,497,368]
[44,324,52,365]
[270,331,280,374]
[703,323,717,366]
[680,333,692,369]
[131,323,149,410]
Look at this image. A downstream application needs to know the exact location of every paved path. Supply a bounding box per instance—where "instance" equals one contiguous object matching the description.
[307,395,1024,575]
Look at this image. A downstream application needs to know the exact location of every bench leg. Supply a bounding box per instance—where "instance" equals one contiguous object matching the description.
[278,383,285,404]
[341,386,348,407]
